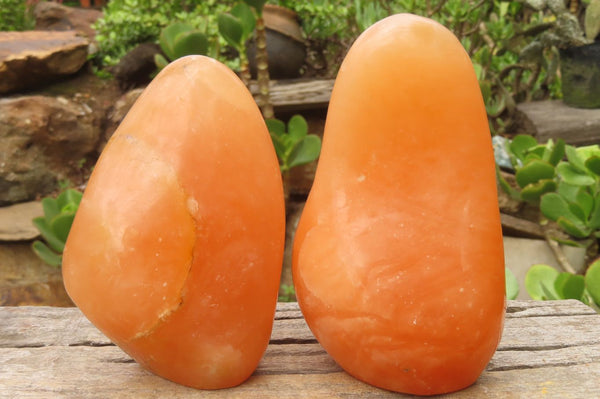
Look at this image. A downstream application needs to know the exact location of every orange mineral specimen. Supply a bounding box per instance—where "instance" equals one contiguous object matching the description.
[292,14,505,395]
[62,55,285,389]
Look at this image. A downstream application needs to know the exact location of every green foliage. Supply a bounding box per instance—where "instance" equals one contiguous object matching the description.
[32,189,82,268]
[93,0,234,67]
[505,267,520,300]
[0,0,34,31]
[278,284,296,302]
[539,144,600,239]
[155,22,208,69]
[266,115,321,173]
[497,134,564,204]
[218,3,255,52]
[525,261,600,310]
[499,135,600,240]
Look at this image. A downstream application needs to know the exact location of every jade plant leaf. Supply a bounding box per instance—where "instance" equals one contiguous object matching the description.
[554,272,585,300]
[288,135,322,170]
[31,241,62,268]
[154,53,169,70]
[545,138,565,166]
[218,13,244,49]
[520,179,557,203]
[565,145,587,172]
[515,159,555,188]
[505,267,520,300]
[585,259,600,306]
[288,114,308,142]
[172,31,208,58]
[585,155,600,175]
[159,23,194,61]
[509,134,538,163]
[588,196,600,230]
[231,2,256,37]
[496,165,521,200]
[525,264,559,300]
[557,216,591,238]
[540,192,573,221]
[556,162,595,186]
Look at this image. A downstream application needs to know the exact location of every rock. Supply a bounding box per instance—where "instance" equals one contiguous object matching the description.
[0,242,73,307]
[0,95,100,205]
[34,2,102,40]
[111,43,162,90]
[0,201,43,241]
[0,30,89,94]
[100,88,144,153]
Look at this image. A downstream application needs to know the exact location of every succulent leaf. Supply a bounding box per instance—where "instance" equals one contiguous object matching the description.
[556,162,595,186]
[515,159,555,188]
[585,259,600,306]
[288,135,322,169]
[525,264,559,300]
[31,241,62,267]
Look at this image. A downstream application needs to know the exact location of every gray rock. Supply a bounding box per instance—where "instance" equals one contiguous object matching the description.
[0,30,89,94]
[0,201,43,241]
[0,95,100,205]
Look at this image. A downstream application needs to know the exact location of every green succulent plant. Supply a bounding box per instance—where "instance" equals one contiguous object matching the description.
[525,260,600,310]
[32,189,82,267]
[155,22,209,70]
[266,114,321,173]
[217,3,256,86]
[497,134,565,204]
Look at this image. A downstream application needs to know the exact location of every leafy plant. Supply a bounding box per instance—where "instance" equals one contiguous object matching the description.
[0,0,35,31]
[539,144,600,239]
[266,114,321,174]
[154,22,209,70]
[217,3,256,86]
[93,0,233,67]
[525,261,600,310]
[497,134,565,204]
[32,189,82,267]
[505,267,520,300]
[278,283,296,302]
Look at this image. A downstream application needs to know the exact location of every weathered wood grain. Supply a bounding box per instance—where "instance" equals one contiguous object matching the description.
[516,100,600,146]
[249,79,334,111]
[1,300,599,398]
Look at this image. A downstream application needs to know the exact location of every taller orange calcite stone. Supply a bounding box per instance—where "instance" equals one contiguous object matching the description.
[62,55,285,389]
[292,14,505,395]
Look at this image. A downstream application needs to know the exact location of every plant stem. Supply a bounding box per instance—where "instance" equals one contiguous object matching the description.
[239,52,251,88]
[254,15,274,119]
[544,231,578,274]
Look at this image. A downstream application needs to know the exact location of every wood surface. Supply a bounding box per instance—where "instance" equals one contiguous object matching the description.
[515,100,600,146]
[1,300,599,398]
[249,79,334,112]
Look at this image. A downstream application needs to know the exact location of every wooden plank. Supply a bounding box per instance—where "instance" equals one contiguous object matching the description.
[500,213,545,239]
[249,79,334,112]
[516,100,600,146]
[1,300,599,398]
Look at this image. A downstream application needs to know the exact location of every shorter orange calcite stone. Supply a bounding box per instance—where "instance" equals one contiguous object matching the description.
[62,55,285,389]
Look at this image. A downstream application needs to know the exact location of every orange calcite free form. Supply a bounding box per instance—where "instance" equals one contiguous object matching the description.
[62,56,285,389]
[292,14,505,396]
